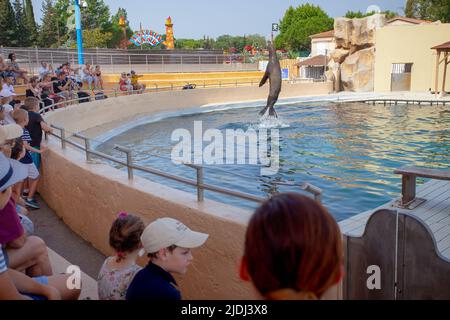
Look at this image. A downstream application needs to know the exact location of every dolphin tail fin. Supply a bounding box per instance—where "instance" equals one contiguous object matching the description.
[259,106,269,116]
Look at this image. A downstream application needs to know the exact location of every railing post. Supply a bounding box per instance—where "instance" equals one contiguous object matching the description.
[301,183,323,203]
[197,166,204,202]
[51,125,66,150]
[114,145,133,180]
[50,52,54,65]
[73,133,92,161]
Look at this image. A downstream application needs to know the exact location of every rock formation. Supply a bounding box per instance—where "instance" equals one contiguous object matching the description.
[329,13,386,92]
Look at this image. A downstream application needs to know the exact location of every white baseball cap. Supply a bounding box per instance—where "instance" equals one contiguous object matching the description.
[140,218,209,256]
[0,124,22,144]
[0,152,28,192]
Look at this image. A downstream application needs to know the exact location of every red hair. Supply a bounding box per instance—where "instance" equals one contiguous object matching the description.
[243,193,343,299]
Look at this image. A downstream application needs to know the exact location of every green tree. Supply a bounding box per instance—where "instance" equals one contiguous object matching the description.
[275,4,334,51]
[24,0,38,45]
[405,0,416,17]
[109,7,133,48]
[345,10,397,19]
[76,28,112,48]
[81,0,111,31]
[0,0,18,46]
[403,0,449,22]
[38,0,61,48]
[13,0,28,46]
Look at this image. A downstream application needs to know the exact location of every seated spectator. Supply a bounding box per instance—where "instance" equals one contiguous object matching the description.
[119,72,133,94]
[38,62,52,80]
[0,149,53,279]
[239,193,343,300]
[40,74,62,109]
[0,56,13,79]
[7,53,28,84]
[0,95,16,125]
[94,65,103,90]
[12,109,45,210]
[126,218,208,301]
[97,212,145,300]
[81,64,94,90]
[22,97,52,170]
[1,75,17,97]
[0,162,81,300]
[130,70,146,94]
[0,251,81,300]
[52,73,72,104]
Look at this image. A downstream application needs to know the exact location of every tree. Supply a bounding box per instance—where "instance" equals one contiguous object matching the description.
[275,4,334,51]
[109,7,133,48]
[0,0,18,46]
[77,28,112,48]
[38,0,61,48]
[24,0,38,45]
[81,0,111,31]
[402,0,450,22]
[405,0,416,17]
[13,0,28,46]
[345,10,397,19]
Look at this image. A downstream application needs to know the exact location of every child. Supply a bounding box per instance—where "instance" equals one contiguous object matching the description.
[97,212,145,300]
[126,217,209,301]
[12,109,44,210]
[130,70,146,94]
[239,193,343,300]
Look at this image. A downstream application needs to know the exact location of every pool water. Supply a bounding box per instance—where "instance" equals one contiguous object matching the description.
[96,102,450,221]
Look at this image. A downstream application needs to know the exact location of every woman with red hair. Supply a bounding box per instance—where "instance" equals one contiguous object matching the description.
[240,193,344,300]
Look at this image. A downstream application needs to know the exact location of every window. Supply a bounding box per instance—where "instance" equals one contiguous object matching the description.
[392,63,413,74]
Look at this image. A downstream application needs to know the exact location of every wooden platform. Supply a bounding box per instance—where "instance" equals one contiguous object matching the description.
[339,179,450,259]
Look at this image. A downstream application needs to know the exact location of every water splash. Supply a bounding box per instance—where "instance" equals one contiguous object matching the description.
[258,112,290,129]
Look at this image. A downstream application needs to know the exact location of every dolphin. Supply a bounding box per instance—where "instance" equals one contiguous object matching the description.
[259,41,282,118]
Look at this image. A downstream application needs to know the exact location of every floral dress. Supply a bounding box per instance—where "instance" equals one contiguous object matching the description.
[97,257,142,300]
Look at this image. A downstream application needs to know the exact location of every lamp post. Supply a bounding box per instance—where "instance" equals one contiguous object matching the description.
[74,0,84,65]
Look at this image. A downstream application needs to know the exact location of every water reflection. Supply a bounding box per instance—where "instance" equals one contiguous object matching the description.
[96,102,450,221]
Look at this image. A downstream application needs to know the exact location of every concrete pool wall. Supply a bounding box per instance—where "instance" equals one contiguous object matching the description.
[40,82,334,299]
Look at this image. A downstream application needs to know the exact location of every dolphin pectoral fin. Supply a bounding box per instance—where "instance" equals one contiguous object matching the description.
[259,72,269,87]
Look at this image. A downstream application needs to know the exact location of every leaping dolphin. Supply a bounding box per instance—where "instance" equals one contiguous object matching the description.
[259,41,281,118]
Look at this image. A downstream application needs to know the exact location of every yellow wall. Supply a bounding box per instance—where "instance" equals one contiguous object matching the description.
[374,24,450,92]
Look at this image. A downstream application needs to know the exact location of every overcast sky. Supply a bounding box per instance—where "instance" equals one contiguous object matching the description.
[31,0,406,38]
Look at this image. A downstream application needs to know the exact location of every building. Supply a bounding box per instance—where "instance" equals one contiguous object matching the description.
[310,30,335,56]
[386,16,432,26]
[294,30,334,81]
[374,23,450,92]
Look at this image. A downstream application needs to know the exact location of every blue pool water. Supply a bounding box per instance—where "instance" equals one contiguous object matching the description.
[96,102,450,221]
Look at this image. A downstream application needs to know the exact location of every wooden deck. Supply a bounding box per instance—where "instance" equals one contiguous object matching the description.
[339,179,450,259]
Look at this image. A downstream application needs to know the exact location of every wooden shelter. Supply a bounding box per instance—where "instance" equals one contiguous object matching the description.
[431,41,450,97]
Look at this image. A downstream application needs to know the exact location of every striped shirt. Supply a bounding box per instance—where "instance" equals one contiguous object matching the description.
[19,128,33,165]
[0,248,7,274]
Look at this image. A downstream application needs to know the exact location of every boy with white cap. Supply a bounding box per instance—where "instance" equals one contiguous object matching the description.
[126,217,208,301]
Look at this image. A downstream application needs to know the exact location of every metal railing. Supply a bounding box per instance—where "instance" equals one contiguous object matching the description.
[42,91,323,205]
[1,47,260,75]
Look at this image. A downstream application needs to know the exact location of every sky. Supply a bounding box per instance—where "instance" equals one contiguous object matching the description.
[31,0,407,39]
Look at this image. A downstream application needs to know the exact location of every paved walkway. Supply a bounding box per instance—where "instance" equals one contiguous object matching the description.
[28,195,106,279]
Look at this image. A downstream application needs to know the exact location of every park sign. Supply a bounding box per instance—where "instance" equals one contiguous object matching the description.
[130,30,163,47]
[272,23,279,32]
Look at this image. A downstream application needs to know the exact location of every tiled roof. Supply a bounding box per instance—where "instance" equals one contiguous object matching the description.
[295,55,328,67]
[309,30,334,39]
[387,16,432,24]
